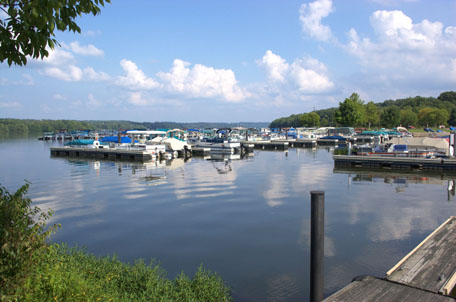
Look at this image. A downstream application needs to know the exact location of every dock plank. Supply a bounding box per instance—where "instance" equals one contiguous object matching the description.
[324,276,456,302]
[334,155,456,173]
[387,216,456,293]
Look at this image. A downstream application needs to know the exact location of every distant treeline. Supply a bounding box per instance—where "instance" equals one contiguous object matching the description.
[270,91,456,129]
[0,119,269,135]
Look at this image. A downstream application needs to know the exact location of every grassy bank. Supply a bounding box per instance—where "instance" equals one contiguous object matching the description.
[0,184,232,302]
[14,244,231,302]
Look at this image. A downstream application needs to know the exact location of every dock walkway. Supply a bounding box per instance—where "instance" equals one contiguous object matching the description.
[51,146,158,161]
[334,155,456,173]
[325,217,456,301]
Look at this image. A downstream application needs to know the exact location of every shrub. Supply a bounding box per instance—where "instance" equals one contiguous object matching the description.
[18,244,232,302]
[0,184,232,301]
[0,183,59,299]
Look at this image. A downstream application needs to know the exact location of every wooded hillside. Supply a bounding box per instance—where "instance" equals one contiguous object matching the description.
[270,91,456,128]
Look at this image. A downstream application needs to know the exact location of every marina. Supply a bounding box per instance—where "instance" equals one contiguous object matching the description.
[2,0,455,299]
[5,130,456,302]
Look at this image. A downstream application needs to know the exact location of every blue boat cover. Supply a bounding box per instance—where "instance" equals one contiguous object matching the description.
[65,139,94,146]
[393,144,408,151]
[100,136,133,143]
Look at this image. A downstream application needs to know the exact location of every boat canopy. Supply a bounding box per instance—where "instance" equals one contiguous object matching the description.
[359,130,388,136]
[389,137,450,155]
[64,139,94,146]
[100,136,134,143]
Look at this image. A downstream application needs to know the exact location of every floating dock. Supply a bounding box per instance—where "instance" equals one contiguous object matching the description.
[238,137,372,150]
[51,147,159,161]
[334,155,456,173]
[288,139,317,148]
[325,217,456,301]
[246,141,289,150]
[191,147,211,156]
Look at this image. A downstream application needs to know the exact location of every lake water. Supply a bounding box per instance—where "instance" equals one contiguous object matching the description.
[1,136,456,301]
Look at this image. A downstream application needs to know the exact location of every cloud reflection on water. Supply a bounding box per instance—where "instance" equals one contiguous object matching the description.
[340,171,453,242]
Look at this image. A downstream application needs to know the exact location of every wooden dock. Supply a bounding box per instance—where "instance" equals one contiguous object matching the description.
[325,217,456,301]
[317,138,344,146]
[288,139,317,148]
[239,137,373,150]
[334,155,456,173]
[51,147,158,161]
[246,141,289,150]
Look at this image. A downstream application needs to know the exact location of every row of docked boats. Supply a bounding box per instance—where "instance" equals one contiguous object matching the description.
[353,136,452,158]
[60,128,243,160]
[46,126,454,160]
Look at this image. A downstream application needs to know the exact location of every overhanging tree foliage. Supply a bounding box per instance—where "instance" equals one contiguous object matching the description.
[0,0,111,66]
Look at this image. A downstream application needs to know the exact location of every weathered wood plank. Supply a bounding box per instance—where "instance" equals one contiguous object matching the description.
[387,217,456,293]
[324,276,456,302]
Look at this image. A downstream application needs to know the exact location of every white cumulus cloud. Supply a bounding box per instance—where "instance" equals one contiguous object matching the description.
[346,10,456,85]
[259,50,334,94]
[157,59,248,102]
[299,0,334,42]
[83,67,110,81]
[66,41,104,56]
[43,66,109,82]
[116,59,159,90]
[128,92,148,105]
[35,47,109,82]
[42,48,76,66]
[44,65,83,81]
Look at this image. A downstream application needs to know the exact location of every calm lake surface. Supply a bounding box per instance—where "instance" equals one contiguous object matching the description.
[2,136,456,301]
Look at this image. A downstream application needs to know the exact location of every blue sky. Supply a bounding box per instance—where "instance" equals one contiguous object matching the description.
[1,0,456,123]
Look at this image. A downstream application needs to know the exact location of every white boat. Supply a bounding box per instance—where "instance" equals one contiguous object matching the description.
[193,137,240,154]
[127,129,191,158]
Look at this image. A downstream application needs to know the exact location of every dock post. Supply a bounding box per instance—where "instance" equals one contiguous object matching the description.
[450,133,455,157]
[310,190,325,302]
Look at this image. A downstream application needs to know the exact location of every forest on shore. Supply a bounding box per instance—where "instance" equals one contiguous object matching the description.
[2,91,456,135]
[270,91,456,129]
[0,120,268,136]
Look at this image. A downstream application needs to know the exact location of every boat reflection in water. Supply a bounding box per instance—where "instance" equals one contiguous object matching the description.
[334,167,456,200]
[54,157,195,186]
[52,152,252,183]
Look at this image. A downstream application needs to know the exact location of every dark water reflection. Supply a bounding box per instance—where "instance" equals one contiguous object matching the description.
[1,137,456,301]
